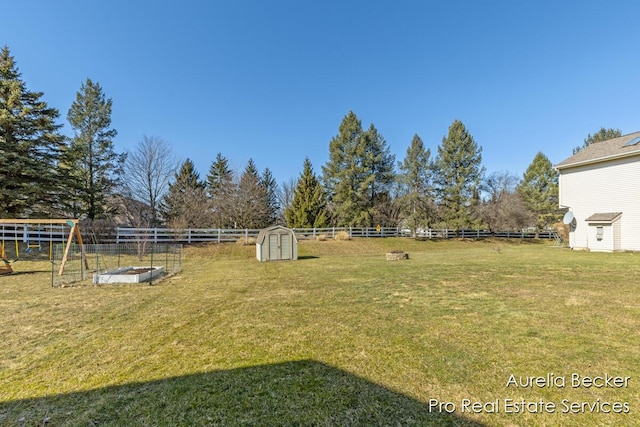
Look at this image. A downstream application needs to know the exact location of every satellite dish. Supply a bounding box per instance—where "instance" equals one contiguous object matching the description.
[563,211,575,225]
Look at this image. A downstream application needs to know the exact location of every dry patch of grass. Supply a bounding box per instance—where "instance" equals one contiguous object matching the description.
[333,230,351,240]
[235,236,257,246]
[1,238,639,426]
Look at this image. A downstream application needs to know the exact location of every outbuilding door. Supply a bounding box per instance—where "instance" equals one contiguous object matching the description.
[268,233,291,260]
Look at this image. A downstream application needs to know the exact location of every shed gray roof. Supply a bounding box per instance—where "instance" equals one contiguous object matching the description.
[256,225,297,245]
[555,131,640,170]
[584,212,622,222]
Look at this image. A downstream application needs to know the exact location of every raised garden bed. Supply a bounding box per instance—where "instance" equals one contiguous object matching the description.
[93,266,164,284]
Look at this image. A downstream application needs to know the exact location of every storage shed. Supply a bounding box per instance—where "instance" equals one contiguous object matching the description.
[584,212,622,252]
[256,225,298,261]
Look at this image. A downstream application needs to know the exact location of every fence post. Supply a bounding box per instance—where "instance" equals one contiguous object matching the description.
[332,227,335,238]
[154,228,158,243]
[150,244,154,285]
[349,226,352,238]
[165,244,169,271]
[217,229,221,243]
[188,229,192,244]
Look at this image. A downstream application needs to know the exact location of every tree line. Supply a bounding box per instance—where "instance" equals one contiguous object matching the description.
[1,46,620,234]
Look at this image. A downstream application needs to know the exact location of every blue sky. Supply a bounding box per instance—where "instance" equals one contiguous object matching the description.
[3,1,639,185]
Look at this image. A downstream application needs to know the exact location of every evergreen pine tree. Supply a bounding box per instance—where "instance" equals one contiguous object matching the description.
[228,159,270,228]
[432,120,485,229]
[245,158,259,178]
[397,134,434,235]
[66,78,125,219]
[286,158,329,228]
[0,46,66,217]
[363,123,396,225]
[322,111,367,226]
[261,167,279,225]
[206,153,235,228]
[517,152,560,231]
[322,111,394,226]
[162,159,209,228]
[572,127,622,154]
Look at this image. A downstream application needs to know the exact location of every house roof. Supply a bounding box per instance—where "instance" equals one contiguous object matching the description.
[555,131,640,170]
[584,212,622,222]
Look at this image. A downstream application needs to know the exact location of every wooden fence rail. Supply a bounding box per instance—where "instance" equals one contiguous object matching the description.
[114,227,558,243]
[0,224,558,244]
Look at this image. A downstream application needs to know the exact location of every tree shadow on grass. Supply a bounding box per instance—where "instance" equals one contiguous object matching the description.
[0,360,486,426]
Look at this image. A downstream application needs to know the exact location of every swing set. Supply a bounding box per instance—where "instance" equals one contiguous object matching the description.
[0,219,87,276]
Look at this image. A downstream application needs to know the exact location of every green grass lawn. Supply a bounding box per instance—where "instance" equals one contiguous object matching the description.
[1,238,638,426]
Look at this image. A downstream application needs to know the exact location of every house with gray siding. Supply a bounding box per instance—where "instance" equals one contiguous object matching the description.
[555,131,640,252]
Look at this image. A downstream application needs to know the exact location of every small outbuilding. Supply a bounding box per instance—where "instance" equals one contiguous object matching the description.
[256,225,298,262]
[584,212,622,252]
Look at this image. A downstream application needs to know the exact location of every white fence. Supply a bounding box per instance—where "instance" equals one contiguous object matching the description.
[114,227,558,243]
[0,224,70,244]
[0,224,559,245]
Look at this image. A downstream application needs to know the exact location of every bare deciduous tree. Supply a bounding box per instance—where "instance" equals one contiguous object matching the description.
[474,171,533,231]
[278,177,297,224]
[123,135,178,226]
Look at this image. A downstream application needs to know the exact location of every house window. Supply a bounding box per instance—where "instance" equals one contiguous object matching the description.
[596,226,604,241]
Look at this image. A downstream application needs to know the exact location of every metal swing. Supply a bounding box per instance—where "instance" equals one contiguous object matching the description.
[24,224,43,253]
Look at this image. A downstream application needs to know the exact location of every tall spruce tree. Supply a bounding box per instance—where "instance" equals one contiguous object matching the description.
[572,127,622,154]
[206,153,235,228]
[0,46,66,217]
[162,158,209,228]
[432,120,485,229]
[363,123,396,225]
[322,111,368,226]
[228,159,270,228]
[397,134,434,235]
[66,78,125,219]
[286,157,329,228]
[322,111,395,226]
[261,167,279,225]
[517,152,559,231]
[362,123,396,204]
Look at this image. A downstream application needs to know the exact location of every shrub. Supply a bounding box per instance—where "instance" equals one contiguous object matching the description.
[316,234,327,241]
[236,236,256,246]
[334,231,351,241]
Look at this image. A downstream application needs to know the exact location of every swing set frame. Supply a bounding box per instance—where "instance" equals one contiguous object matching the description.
[0,219,87,276]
